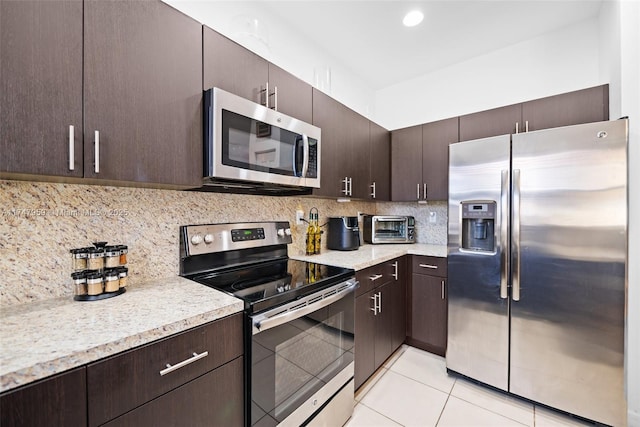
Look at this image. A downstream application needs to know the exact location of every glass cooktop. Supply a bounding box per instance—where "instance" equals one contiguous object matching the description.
[187,258,354,314]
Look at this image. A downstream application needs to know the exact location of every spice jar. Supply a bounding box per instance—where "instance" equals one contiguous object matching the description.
[87,248,105,271]
[118,266,128,288]
[104,269,120,292]
[72,271,87,296]
[70,248,88,271]
[119,245,128,265]
[104,246,120,268]
[86,272,103,296]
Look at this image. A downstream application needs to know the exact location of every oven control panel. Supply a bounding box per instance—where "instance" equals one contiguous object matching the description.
[180,221,292,256]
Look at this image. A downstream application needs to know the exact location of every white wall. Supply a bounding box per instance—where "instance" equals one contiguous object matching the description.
[375,18,602,130]
[162,0,377,118]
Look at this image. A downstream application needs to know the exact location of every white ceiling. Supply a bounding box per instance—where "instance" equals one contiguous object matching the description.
[241,0,604,90]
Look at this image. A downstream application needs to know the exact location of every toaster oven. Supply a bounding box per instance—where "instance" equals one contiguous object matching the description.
[363,215,415,244]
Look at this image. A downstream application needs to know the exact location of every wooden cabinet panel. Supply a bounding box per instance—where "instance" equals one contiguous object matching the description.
[391,125,423,201]
[355,291,376,390]
[0,367,87,427]
[103,357,244,427]
[88,313,243,426]
[369,121,391,201]
[409,274,447,355]
[412,256,447,278]
[0,0,83,177]
[312,89,371,199]
[355,257,407,389]
[203,27,268,104]
[459,104,522,142]
[422,117,458,201]
[84,0,202,187]
[522,84,609,132]
[268,63,313,124]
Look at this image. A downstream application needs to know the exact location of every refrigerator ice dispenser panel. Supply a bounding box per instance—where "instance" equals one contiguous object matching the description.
[461,201,496,253]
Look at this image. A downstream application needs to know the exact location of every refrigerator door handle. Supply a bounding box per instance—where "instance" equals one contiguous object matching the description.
[512,169,521,301]
[500,169,509,299]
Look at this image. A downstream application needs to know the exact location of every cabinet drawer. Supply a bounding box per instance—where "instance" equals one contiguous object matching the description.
[356,262,394,296]
[412,256,447,278]
[103,356,244,427]
[87,313,243,427]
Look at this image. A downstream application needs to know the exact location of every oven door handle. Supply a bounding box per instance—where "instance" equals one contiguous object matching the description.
[252,279,357,335]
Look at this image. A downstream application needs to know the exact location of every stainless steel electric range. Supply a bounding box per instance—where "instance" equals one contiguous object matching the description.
[180,221,356,427]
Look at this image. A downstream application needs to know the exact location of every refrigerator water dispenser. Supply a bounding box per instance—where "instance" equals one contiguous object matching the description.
[461,201,496,252]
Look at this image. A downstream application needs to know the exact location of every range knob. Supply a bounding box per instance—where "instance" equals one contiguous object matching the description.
[277,228,286,237]
[204,234,214,244]
[284,228,292,236]
[191,234,203,245]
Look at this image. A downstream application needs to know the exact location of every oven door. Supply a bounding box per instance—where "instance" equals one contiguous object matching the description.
[249,279,356,427]
[205,87,321,188]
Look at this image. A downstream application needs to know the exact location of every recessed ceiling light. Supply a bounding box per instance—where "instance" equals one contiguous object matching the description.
[403,10,424,27]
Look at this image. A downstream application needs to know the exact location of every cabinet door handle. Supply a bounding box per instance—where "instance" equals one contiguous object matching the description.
[423,183,427,200]
[392,261,398,280]
[416,183,420,200]
[342,177,349,195]
[370,294,378,315]
[525,120,529,133]
[261,82,269,108]
[419,264,438,269]
[349,177,353,196]
[370,182,376,199]
[272,85,278,111]
[377,291,382,313]
[369,274,383,282]
[441,280,445,300]
[68,125,75,171]
[159,351,208,376]
[515,121,519,134]
[94,130,100,174]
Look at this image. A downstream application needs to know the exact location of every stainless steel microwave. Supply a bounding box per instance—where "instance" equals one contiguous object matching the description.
[363,215,416,244]
[203,87,321,194]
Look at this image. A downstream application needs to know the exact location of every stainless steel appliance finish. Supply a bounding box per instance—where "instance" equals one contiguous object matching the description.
[203,87,321,194]
[179,221,356,427]
[363,215,415,244]
[447,120,628,426]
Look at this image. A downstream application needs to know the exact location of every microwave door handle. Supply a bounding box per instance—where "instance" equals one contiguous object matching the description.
[293,135,302,177]
[301,134,310,179]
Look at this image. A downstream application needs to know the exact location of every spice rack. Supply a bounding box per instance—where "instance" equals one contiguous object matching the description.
[71,242,128,301]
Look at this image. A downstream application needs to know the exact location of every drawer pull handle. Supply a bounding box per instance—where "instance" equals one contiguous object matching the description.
[369,274,383,281]
[419,264,438,269]
[160,351,208,376]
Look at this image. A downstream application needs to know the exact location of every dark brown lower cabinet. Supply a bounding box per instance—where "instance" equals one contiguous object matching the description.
[407,256,448,356]
[103,357,244,427]
[354,258,406,390]
[0,366,87,427]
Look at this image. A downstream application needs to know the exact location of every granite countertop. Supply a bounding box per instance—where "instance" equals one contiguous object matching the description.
[0,276,244,394]
[289,243,447,270]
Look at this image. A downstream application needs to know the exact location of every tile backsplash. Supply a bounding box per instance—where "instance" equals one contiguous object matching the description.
[1,180,447,306]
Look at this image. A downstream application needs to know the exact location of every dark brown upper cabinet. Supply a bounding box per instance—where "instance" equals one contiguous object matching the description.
[369,121,391,201]
[459,84,609,142]
[312,89,370,199]
[1,0,83,178]
[203,27,312,123]
[391,117,457,202]
[1,0,203,188]
[83,0,202,187]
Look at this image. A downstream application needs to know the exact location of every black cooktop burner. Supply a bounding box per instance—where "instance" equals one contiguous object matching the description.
[187,258,354,314]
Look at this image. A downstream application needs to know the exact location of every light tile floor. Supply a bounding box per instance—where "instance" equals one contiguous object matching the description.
[345,345,595,427]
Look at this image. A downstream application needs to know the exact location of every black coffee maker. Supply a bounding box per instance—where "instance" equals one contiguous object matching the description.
[327,216,360,251]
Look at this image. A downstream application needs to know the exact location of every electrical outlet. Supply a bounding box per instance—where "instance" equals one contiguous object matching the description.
[357,211,364,222]
[296,210,305,225]
[429,211,437,224]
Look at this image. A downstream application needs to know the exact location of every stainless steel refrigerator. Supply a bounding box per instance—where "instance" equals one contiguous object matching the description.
[447,119,628,426]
